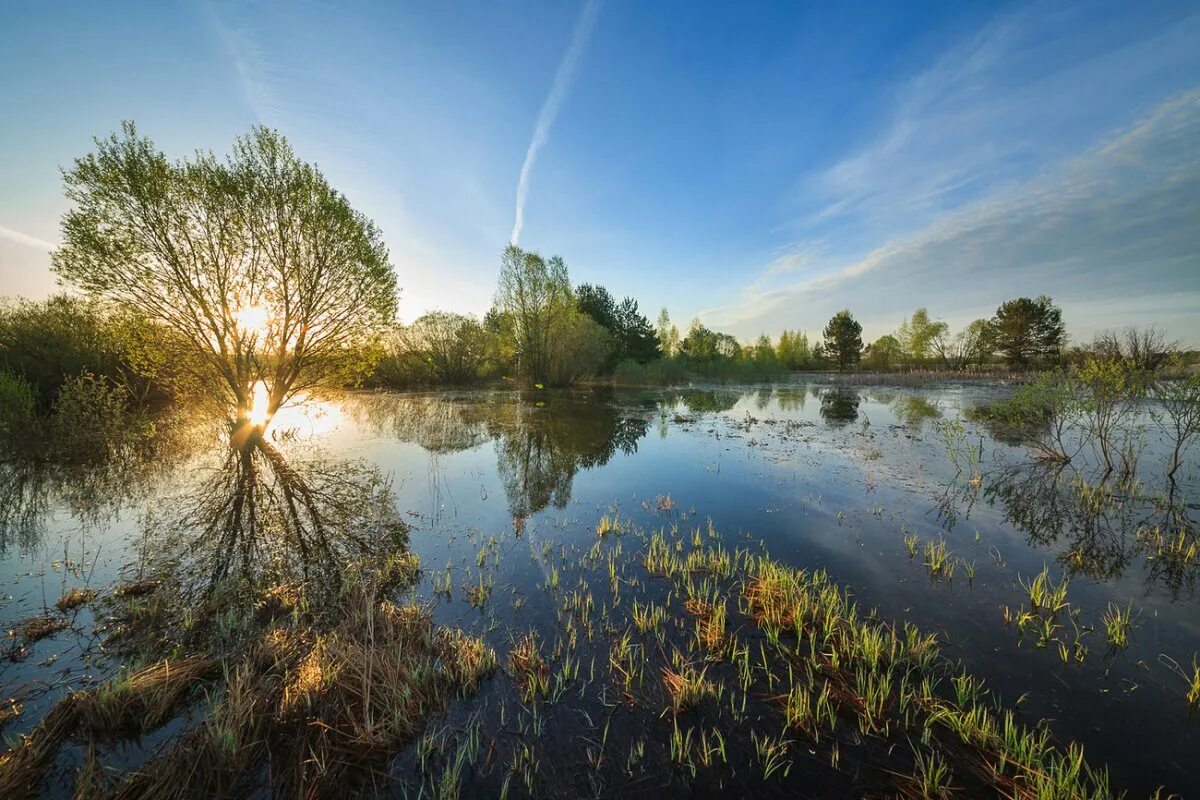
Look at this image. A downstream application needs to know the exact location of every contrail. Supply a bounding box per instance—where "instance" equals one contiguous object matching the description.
[510,0,601,245]
[0,223,55,251]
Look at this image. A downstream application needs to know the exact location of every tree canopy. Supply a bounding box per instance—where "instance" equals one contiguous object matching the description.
[494,245,609,386]
[897,308,948,363]
[52,122,397,436]
[822,310,863,370]
[986,296,1066,367]
[576,284,660,370]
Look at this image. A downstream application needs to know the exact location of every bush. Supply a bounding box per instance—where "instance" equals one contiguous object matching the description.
[0,370,36,434]
[0,295,177,410]
[971,371,1085,462]
[612,358,692,386]
[50,372,132,461]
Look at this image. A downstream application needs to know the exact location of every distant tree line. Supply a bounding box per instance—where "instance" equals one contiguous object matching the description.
[370,261,1198,388]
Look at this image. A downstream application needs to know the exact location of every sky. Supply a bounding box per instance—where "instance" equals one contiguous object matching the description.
[2,0,1198,345]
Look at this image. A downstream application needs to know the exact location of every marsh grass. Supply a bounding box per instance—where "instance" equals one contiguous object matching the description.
[0,548,494,799]
[13,614,67,644]
[56,587,97,612]
[1100,602,1135,649]
[2,498,1141,797]
[507,632,550,701]
[662,661,718,710]
[74,656,220,738]
[1018,566,1070,615]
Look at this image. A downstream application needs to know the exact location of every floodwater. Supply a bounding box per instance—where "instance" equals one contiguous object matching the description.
[2,380,1197,796]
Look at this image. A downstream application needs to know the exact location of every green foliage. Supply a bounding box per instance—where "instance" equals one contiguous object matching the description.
[53,122,397,421]
[548,312,610,385]
[935,318,991,370]
[655,308,680,358]
[821,310,862,371]
[1151,364,1200,479]
[774,330,812,370]
[496,245,604,386]
[400,312,488,385]
[986,296,1065,368]
[49,372,135,461]
[896,308,948,364]
[679,321,740,361]
[974,370,1085,461]
[1075,355,1143,471]
[0,295,172,409]
[612,358,692,386]
[751,334,778,368]
[864,334,902,370]
[576,285,660,370]
[0,370,36,434]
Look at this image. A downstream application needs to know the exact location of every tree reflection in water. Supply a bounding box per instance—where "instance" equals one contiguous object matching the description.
[819,387,861,426]
[938,461,1198,597]
[487,391,650,517]
[148,436,410,606]
[0,426,199,554]
[345,389,653,518]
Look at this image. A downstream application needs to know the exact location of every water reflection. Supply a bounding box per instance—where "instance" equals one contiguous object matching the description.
[819,388,861,426]
[0,429,197,554]
[939,461,1198,597]
[147,438,409,604]
[347,390,653,518]
[889,394,942,427]
[488,392,650,517]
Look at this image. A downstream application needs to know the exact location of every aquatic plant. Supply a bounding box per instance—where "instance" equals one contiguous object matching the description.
[1019,566,1070,615]
[662,661,717,710]
[1100,602,1135,649]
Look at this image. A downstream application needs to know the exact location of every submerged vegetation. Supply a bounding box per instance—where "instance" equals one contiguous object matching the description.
[0,508,1131,798]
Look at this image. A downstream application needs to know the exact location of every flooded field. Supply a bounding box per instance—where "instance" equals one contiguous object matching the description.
[2,379,1197,797]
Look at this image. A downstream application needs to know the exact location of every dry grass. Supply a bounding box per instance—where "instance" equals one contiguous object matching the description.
[0,696,81,800]
[662,663,717,710]
[111,585,492,799]
[0,700,21,731]
[74,657,220,738]
[14,614,68,643]
[507,632,550,700]
[113,579,161,598]
[684,598,727,651]
[57,587,98,612]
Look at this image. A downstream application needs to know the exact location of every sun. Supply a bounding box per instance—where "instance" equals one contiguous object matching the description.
[234,304,270,337]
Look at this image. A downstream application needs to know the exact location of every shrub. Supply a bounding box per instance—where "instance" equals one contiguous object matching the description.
[974,371,1086,462]
[0,295,178,411]
[612,358,692,386]
[0,370,36,434]
[50,372,132,461]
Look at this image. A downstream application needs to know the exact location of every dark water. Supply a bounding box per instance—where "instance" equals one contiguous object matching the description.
[2,380,1197,796]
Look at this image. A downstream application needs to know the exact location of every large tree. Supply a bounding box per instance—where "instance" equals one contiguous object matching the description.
[986,296,1065,367]
[933,318,990,370]
[822,310,863,371]
[864,334,902,370]
[896,307,948,364]
[494,245,608,386]
[576,285,660,369]
[52,123,397,439]
[679,321,740,360]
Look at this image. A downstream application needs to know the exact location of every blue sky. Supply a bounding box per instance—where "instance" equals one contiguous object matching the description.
[2,0,1198,344]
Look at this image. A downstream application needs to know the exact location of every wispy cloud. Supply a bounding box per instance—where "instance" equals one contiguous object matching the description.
[510,0,601,245]
[201,0,287,124]
[708,89,1200,343]
[0,223,54,251]
[797,6,1200,245]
